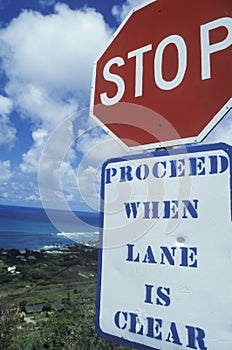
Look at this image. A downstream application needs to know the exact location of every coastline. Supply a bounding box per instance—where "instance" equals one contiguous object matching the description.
[0,204,100,252]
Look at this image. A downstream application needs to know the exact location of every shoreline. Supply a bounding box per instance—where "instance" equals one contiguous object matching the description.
[0,240,98,256]
[0,231,99,252]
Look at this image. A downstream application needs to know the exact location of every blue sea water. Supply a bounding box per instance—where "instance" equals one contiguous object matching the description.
[0,205,100,251]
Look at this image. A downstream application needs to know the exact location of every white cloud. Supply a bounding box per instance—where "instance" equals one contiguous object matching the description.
[76,127,127,168]
[0,95,16,148]
[77,164,100,210]
[35,109,128,210]
[75,124,129,211]
[0,115,16,148]
[112,0,152,22]
[20,128,48,173]
[37,115,77,209]
[0,4,112,176]
[15,83,77,129]
[1,178,41,205]
[0,4,112,128]
[39,0,56,8]
[0,94,12,115]
[0,160,12,181]
[26,193,40,201]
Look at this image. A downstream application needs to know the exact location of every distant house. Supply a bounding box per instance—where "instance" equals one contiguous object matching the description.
[25,304,43,314]
[7,265,20,275]
[7,265,16,274]
[52,302,64,312]
[24,302,64,314]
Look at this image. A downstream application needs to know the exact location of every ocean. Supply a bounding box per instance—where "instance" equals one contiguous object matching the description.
[0,204,100,251]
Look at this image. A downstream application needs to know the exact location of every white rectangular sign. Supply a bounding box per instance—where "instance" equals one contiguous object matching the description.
[96,143,232,350]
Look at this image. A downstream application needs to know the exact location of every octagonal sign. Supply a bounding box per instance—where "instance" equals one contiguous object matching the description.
[91,0,232,149]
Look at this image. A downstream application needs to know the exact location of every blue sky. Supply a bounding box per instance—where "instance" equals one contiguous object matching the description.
[0,0,231,212]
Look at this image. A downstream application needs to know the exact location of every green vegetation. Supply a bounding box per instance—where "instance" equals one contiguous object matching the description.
[0,245,131,350]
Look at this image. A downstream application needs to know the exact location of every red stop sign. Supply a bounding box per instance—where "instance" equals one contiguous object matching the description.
[91,0,232,149]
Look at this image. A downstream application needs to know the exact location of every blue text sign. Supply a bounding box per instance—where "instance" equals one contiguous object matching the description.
[96,143,232,350]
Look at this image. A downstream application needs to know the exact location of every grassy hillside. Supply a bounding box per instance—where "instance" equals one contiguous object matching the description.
[0,245,131,350]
